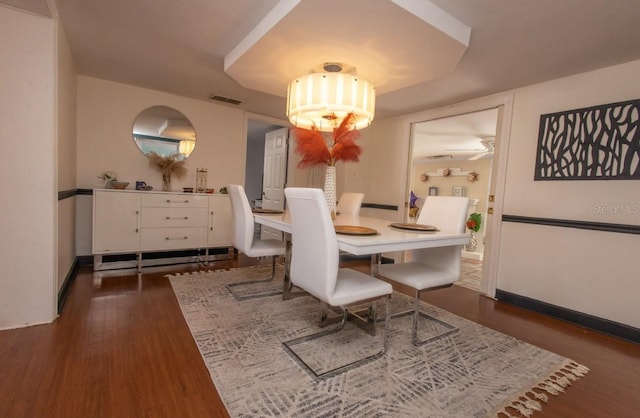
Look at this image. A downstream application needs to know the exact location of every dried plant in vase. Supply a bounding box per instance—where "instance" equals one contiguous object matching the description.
[292,112,362,168]
[292,112,362,218]
[148,152,187,192]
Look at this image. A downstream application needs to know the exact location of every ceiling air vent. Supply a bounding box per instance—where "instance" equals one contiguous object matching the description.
[209,94,242,105]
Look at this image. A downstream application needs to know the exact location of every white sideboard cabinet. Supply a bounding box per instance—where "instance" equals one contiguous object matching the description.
[93,189,232,270]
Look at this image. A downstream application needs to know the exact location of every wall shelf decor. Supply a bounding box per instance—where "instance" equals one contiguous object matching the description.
[535,98,640,180]
[424,167,477,179]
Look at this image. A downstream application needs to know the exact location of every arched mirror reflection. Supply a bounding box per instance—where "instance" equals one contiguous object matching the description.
[132,106,196,160]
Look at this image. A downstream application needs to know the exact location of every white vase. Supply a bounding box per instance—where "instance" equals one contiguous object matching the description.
[323,165,337,219]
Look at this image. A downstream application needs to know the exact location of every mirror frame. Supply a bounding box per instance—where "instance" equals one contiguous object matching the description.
[132,105,196,160]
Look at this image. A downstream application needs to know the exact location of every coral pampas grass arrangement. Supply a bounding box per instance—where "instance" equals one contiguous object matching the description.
[292,112,362,218]
[292,112,362,168]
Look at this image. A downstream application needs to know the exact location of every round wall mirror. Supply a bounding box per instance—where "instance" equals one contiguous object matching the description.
[132,106,196,160]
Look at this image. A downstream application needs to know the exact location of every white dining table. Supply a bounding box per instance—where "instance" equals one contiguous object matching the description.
[253,211,470,299]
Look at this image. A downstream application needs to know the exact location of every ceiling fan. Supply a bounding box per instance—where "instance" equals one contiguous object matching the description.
[441,137,494,160]
[468,139,494,160]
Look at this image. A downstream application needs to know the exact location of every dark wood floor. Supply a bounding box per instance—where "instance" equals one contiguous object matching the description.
[1,256,638,417]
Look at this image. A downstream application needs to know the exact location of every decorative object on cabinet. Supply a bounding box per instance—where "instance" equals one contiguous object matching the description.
[132,105,196,160]
[196,168,208,193]
[428,187,438,196]
[92,189,233,271]
[535,98,640,180]
[109,181,130,190]
[98,171,118,188]
[292,112,362,219]
[148,152,187,192]
[136,181,153,191]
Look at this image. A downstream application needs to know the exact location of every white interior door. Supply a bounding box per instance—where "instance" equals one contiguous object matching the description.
[261,127,288,240]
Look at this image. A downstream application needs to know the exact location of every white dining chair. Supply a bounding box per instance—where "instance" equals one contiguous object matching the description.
[283,187,392,377]
[378,196,470,346]
[227,185,286,287]
[335,192,365,216]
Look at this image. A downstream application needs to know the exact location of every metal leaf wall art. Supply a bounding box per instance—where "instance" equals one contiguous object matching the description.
[535,99,640,180]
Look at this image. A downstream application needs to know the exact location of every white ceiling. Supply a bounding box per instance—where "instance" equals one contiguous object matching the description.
[6,0,640,156]
[224,0,470,97]
[412,108,499,161]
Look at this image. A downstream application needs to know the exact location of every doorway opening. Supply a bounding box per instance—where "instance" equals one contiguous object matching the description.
[245,118,286,209]
[408,108,499,292]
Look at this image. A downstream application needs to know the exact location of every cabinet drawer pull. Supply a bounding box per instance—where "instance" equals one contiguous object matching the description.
[165,216,189,220]
[166,199,189,203]
[165,236,189,240]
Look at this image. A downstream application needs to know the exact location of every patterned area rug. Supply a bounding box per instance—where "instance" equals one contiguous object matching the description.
[169,265,588,417]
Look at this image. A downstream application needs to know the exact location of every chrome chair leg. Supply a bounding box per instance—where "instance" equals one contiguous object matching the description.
[412,289,421,345]
[389,286,458,346]
[319,301,329,323]
[225,256,282,300]
[270,255,276,279]
[283,298,390,379]
[383,295,390,352]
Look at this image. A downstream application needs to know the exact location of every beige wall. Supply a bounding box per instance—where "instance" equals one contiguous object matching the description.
[343,117,411,221]
[56,18,78,291]
[497,60,640,328]
[0,6,57,329]
[75,76,249,254]
[76,76,247,191]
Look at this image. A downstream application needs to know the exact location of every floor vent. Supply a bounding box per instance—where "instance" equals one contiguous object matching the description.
[209,94,242,105]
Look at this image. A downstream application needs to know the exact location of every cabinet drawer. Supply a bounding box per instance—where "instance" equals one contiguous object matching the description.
[141,193,209,208]
[141,207,207,228]
[141,227,207,250]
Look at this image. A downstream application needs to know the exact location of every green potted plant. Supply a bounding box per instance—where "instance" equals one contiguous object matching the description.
[465,212,482,252]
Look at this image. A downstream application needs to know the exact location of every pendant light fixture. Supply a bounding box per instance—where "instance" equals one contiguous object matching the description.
[286,63,375,132]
